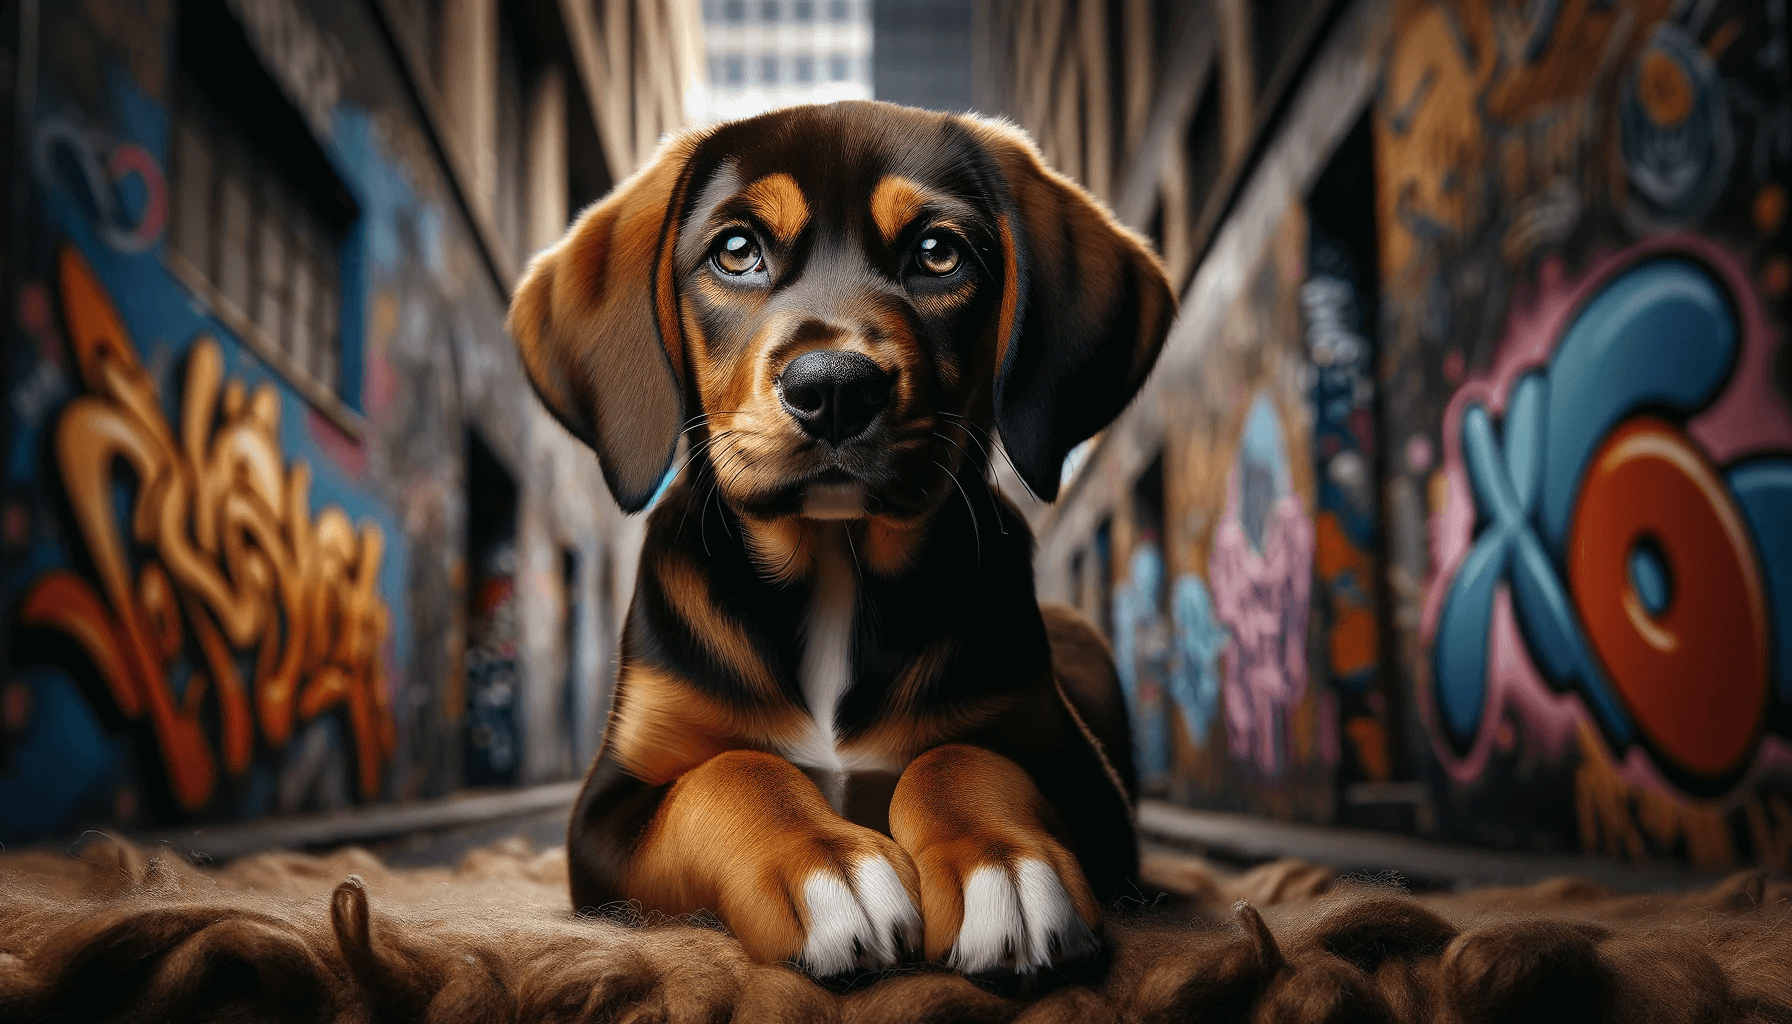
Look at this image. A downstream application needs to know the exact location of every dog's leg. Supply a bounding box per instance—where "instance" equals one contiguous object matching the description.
[573,748,923,974]
[888,744,1103,977]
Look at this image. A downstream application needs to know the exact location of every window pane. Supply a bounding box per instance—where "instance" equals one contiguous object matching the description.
[761,55,778,84]
[255,182,287,351]
[288,237,314,376]
[217,151,254,313]
[794,0,812,20]
[829,54,849,81]
[725,55,744,85]
[795,55,813,83]
[828,0,847,19]
[760,0,778,20]
[316,285,339,393]
[171,118,212,273]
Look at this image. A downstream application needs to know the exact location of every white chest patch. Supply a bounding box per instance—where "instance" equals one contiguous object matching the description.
[784,523,857,809]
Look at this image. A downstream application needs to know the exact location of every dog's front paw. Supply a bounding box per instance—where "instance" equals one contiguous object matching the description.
[912,842,1101,978]
[791,851,924,976]
[709,823,923,977]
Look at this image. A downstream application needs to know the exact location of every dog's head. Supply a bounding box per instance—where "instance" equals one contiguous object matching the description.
[507,101,1173,533]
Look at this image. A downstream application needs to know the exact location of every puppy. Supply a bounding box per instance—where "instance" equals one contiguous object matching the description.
[506,100,1174,981]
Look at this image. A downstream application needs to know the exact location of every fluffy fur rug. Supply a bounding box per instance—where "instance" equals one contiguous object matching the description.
[0,833,1787,1023]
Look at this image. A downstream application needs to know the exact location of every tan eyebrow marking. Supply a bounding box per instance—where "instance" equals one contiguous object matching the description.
[870,174,936,244]
[741,173,810,243]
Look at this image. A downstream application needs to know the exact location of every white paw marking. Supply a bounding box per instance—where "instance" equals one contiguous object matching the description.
[949,859,1096,975]
[798,856,922,975]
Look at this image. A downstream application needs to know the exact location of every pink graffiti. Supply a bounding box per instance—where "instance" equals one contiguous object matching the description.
[1421,235,1792,787]
[1210,451,1313,775]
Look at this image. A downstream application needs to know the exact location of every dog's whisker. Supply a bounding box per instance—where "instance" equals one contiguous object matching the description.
[677,409,748,432]
[678,434,743,540]
[844,524,885,637]
[667,432,726,483]
[933,459,981,565]
[936,413,998,478]
[940,412,1040,508]
[701,439,756,556]
[933,429,1006,533]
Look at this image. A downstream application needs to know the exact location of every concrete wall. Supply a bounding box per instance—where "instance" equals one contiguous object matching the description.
[1035,0,1792,869]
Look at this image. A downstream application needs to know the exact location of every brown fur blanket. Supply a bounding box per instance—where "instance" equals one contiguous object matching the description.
[1,834,1787,1023]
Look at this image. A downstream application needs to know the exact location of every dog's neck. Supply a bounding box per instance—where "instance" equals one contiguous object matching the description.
[737,512,929,584]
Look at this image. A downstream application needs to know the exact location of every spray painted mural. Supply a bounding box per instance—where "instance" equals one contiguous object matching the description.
[1048,0,1789,863]
[1211,394,1316,777]
[20,247,395,812]
[0,0,552,843]
[1376,0,1792,864]
[1423,240,1792,860]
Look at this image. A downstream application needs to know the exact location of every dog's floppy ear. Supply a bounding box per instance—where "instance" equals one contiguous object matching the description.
[506,133,702,512]
[968,120,1176,502]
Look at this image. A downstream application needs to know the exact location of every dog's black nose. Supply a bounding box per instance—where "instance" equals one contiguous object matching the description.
[778,350,893,446]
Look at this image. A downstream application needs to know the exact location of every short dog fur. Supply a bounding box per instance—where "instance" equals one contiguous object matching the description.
[506,100,1174,981]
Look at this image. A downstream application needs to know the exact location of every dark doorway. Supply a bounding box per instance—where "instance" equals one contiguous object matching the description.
[1303,109,1412,822]
[464,430,520,787]
[558,546,582,778]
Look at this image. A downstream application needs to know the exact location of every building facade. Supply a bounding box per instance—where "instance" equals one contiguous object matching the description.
[699,0,871,123]
[0,0,701,843]
[980,0,1792,870]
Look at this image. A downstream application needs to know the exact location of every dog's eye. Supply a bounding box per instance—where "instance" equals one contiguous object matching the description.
[713,233,763,275]
[915,235,961,276]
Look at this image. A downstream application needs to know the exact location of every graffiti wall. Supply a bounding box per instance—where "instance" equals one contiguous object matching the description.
[1092,204,1340,821]
[0,0,618,844]
[1040,0,1791,868]
[1378,0,1792,865]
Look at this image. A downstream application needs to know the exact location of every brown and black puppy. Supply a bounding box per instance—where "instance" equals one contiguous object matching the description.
[506,100,1173,981]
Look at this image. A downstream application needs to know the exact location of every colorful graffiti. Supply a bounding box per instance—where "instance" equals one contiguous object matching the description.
[18,246,396,811]
[1616,22,1733,233]
[1167,572,1227,751]
[1303,225,1391,783]
[1574,721,1792,871]
[1112,542,1172,783]
[1210,394,1314,775]
[1424,239,1792,801]
[32,116,167,254]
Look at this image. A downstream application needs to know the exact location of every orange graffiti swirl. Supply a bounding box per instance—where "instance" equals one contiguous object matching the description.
[20,245,395,809]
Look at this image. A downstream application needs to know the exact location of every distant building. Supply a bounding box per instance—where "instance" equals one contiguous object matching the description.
[872,0,973,111]
[978,0,1792,871]
[699,0,872,123]
[0,0,701,843]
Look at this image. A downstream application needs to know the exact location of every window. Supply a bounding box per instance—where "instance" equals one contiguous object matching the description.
[828,53,850,81]
[1093,517,1114,639]
[168,0,356,404]
[495,8,526,265]
[794,55,814,83]
[1132,453,1167,611]
[794,0,814,21]
[725,55,745,85]
[1253,0,1315,99]
[722,0,745,20]
[761,54,779,84]
[1183,67,1223,226]
[828,0,848,19]
[760,0,779,20]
